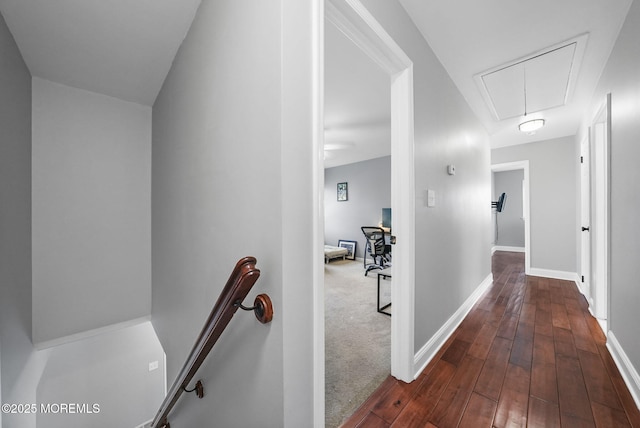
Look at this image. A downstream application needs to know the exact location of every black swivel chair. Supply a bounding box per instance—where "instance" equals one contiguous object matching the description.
[361,226,391,276]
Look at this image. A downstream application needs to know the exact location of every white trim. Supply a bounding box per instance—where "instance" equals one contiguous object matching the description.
[325,0,416,384]
[589,94,611,323]
[34,315,151,350]
[492,246,525,253]
[389,66,416,383]
[491,161,530,275]
[527,268,579,282]
[575,277,591,304]
[413,273,493,378]
[597,318,608,337]
[312,0,325,426]
[607,331,640,410]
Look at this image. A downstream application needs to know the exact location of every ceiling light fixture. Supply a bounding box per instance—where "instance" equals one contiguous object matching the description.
[518,64,545,133]
[519,118,545,133]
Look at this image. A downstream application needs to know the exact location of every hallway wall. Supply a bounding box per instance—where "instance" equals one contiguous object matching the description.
[581,0,640,401]
[31,78,152,345]
[492,137,577,275]
[0,10,33,428]
[151,0,318,426]
[360,0,492,358]
[36,322,165,428]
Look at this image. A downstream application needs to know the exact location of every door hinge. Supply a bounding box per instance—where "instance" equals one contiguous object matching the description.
[580,156,584,163]
[581,275,585,283]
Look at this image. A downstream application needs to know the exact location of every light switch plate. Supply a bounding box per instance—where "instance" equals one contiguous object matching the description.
[427,189,435,207]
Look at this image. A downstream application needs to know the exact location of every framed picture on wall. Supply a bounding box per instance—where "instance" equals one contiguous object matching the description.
[337,182,348,201]
[338,240,356,260]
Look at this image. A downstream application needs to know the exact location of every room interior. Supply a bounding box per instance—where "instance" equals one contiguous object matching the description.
[2,0,640,426]
[323,19,393,427]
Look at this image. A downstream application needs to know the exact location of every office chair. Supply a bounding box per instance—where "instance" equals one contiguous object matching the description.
[361,226,391,276]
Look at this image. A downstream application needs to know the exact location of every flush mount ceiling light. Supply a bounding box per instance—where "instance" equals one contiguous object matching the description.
[518,64,546,133]
[518,118,545,133]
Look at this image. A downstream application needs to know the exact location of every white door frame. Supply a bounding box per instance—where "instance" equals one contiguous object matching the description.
[589,93,611,334]
[314,2,416,423]
[491,161,531,274]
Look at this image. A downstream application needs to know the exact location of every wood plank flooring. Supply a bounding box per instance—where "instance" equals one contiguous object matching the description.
[340,251,640,427]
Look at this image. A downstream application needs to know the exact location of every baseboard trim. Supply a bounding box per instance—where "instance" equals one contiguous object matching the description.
[413,273,493,378]
[34,315,151,350]
[528,267,579,282]
[607,331,640,410]
[492,246,525,253]
[576,279,590,300]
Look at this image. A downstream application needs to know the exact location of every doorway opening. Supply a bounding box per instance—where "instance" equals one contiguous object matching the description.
[315,0,416,426]
[491,161,531,274]
[323,18,391,423]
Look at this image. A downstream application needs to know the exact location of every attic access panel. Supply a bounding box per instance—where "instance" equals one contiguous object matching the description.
[476,35,587,120]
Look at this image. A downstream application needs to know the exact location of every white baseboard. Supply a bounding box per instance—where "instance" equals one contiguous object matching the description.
[576,279,590,300]
[492,246,525,253]
[413,273,494,378]
[607,331,640,410]
[528,267,579,282]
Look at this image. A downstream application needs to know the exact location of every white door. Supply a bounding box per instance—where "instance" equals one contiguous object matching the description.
[580,135,592,305]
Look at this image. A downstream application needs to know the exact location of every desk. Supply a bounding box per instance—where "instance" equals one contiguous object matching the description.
[377,268,392,316]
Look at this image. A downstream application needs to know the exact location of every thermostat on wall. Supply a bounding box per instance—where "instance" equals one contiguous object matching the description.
[447,164,456,175]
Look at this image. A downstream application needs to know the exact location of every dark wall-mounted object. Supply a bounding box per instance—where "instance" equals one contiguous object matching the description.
[492,192,507,212]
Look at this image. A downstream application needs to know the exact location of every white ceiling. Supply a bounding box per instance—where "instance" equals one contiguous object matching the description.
[0,0,201,106]
[478,38,584,120]
[399,0,633,148]
[0,0,632,154]
[324,22,390,168]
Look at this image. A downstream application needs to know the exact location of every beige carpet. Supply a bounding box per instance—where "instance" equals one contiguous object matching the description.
[324,259,391,427]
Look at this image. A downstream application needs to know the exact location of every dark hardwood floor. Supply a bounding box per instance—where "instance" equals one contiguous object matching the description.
[340,251,640,427]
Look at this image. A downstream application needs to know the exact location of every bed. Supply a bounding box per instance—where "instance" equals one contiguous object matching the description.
[324,245,349,263]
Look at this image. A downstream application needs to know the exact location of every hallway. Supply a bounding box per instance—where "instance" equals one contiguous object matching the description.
[341,251,640,427]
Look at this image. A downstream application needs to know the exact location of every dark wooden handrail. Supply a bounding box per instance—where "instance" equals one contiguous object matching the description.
[151,256,273,428]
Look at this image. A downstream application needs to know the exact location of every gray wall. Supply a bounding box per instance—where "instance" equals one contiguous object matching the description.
[31,78,152,345]
[361,0,492,354]
[151,0,303,426]
[0,11,33,428]
[493,170,525,248]
[152,0,318,424]
[36,322,165,428]
[581,0,640,385]
[325,156,391,259]
[492,137,577,273]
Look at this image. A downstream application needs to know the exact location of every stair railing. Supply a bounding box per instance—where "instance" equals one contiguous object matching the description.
[151,256,273,428]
